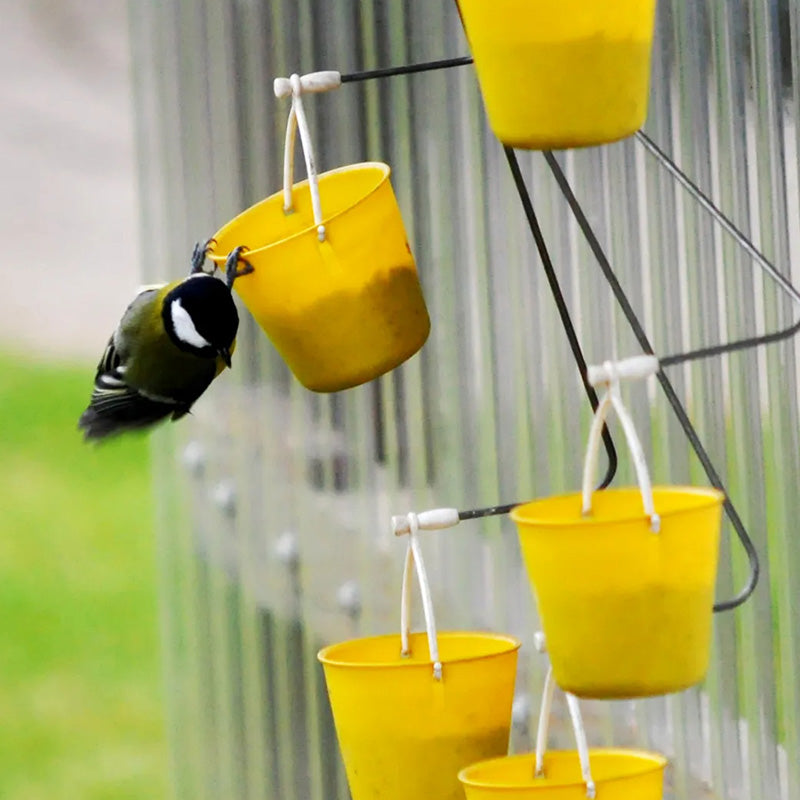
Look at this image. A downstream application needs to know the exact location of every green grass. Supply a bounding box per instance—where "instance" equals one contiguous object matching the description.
[0,352,167,800]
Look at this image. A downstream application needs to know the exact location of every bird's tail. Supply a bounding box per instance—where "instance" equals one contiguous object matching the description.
[78,394,183,441]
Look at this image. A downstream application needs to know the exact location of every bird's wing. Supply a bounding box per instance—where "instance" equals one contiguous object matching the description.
[78,385,186,440]
[81,347,189,439]
[92,286,162,390]
[112,284,168,355]
[97,332,123,379]
[79,285,186,440]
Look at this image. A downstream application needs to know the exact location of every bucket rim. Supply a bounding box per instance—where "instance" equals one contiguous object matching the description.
[208,161,392,262]
[458,749,668,789]
[510,485,725,527]
[317,630,521,668]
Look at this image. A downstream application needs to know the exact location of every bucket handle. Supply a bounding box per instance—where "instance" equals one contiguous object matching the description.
[398,513,443,681]
[535,666,596,799]
[581,357,661,533]
[274,71,342,243]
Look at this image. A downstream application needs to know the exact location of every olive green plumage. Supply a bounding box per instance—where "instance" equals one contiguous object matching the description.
[79,244,253,440]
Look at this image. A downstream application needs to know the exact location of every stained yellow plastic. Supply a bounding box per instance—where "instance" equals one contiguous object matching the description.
[456,0,658,149]
[459,750,667,799]
[318,631,520,800]
[511,486,724,698]
[209,163,430,392]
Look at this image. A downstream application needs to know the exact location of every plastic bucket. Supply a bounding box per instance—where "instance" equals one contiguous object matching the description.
[456,0,658,149]
[319,522,520,800]
[319,631,520,800]
[459,750,667,799]
[510,358,725,697]
[209,162,430,391]
[460,666,667,798]
[512,485,723,697]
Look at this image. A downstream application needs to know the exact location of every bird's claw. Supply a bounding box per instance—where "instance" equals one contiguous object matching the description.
[225,246,255,289]
[190,237,218,275]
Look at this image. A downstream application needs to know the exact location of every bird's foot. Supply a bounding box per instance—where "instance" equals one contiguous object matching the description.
[225,246,255,288]
[190,237,218,275]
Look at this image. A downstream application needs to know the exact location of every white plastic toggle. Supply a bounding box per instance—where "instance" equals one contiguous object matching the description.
[273,70,342,98]
[586,354,659,387]
[392,508,460,536]
[277,71,326,241]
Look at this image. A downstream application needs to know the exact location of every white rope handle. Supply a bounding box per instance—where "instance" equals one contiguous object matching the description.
[399,513,443,681]
[581,358,661,533]
[277,73,329,242]
[282,104,298,212]
[534,667,596,799]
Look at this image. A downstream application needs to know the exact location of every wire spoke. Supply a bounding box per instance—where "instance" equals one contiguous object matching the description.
[341,55,473,83]
[504,146,618,492]
[542,150,759,612]
[634,129,800,367]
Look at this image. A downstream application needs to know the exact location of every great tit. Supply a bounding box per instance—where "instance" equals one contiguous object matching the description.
[79,243,253,440]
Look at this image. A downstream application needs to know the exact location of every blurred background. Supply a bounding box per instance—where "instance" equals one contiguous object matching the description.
[6,2,800,800]
[0,1,167,798]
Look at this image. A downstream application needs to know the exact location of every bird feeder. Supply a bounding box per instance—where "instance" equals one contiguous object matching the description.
[511,357,724,698]
[459,667,667,799]
[456,0,658,149]
[209,71,430,392]
[318,515,520,800]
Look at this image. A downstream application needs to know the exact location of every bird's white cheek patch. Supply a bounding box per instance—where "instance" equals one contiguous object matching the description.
[171,299,212,349]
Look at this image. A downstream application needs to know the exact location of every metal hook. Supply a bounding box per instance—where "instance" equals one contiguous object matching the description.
[542,151,759,612]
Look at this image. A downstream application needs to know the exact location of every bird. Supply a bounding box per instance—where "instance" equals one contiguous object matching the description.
[78,242,254,441]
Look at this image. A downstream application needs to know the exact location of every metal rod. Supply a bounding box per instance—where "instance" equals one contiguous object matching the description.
[634,129,800,366]
[458,503,519,521]
[449,148,621,523]
[543,150,759,612]
[340,55,473,83]
[504,146,618,491]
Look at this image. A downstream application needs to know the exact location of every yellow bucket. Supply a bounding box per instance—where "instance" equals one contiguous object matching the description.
[209,162,430,392]
[459,750,667,799]
[512,485,724,697]
[318,631,520,800]
[456,0,658,149]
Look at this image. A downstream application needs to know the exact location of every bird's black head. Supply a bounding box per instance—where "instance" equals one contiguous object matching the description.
[162,274,239,365]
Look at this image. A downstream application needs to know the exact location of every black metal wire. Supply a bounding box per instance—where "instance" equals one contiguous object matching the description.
[458,503,518,521]
[453,149,621,522]
[634,130,800,367]
[504,147,618,492]
[542,151,759,612]
[340,55,474,83]
[452,150,621,523]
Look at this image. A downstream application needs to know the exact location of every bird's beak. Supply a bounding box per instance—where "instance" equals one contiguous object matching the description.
[218,347,232,368]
